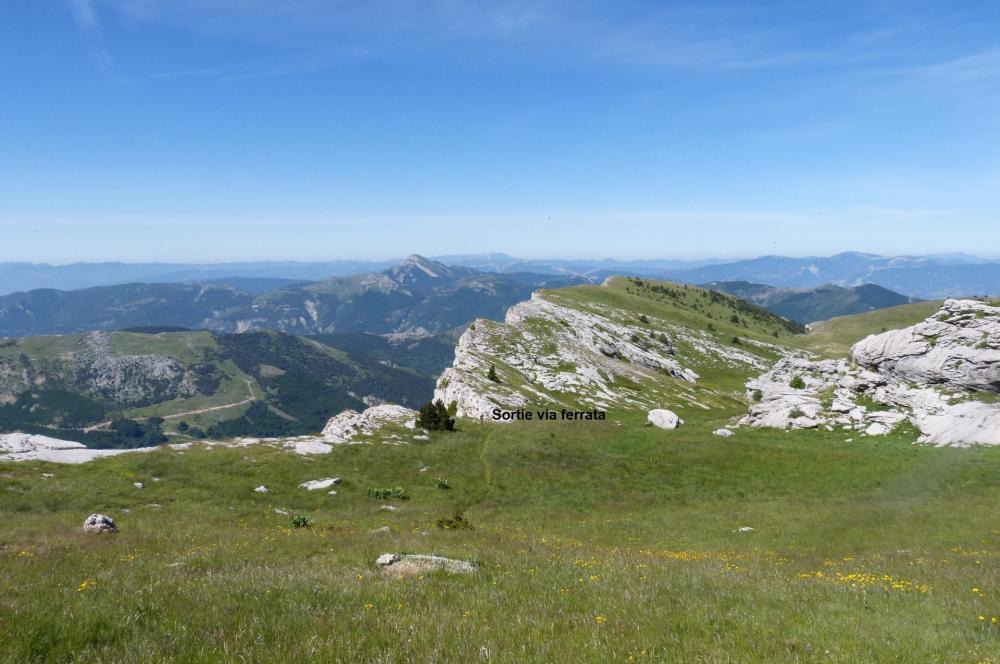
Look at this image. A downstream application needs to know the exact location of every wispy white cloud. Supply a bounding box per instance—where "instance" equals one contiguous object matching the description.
[66,0,113,69]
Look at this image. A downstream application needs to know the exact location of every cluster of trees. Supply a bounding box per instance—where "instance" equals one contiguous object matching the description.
[417,399,455,431]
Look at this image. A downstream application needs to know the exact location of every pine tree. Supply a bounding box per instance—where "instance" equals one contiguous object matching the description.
[417,399,455,431]
[487,364,500,383]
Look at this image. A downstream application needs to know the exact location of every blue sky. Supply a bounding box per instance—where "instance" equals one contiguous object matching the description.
[1,1,999,262]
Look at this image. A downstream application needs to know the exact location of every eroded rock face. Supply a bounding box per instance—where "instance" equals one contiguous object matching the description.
[83,513,117,534]
[852,299,1000,392]
[435,289,776,422]
[742,299,1000,446]
[647,409,682,430]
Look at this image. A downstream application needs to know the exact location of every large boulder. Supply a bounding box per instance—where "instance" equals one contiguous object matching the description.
[852,299,1000,392]
[83,513,117,534]
[375,553,477,578]
[647,409,683,430]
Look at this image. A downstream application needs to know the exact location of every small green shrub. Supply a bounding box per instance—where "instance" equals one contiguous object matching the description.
[752,389,763,402]
[290,515,312,529]
[434,477,450,490]
[789,375,806,389]
[789,407,805,419]
[367,487,408,500]
[436,512,474,530]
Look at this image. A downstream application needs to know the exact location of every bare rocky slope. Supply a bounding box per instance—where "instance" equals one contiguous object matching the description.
[434,277,803,421]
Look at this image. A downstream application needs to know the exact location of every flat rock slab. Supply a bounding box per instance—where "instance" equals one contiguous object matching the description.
[375,553,477,578]
[299,477,341,491]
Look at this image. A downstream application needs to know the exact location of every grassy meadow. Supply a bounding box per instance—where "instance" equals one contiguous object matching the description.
[3,406,1000,662]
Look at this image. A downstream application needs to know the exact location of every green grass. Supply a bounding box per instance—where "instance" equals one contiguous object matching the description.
[3,407,1000,662]
[803,301,943,358]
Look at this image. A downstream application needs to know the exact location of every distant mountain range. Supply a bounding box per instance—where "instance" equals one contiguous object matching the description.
[0,255,585,338]
[2,251,997,299]
[661,253,999,299]
[701,281,916,324]
[0,260,399,295]
[443,252,998,299]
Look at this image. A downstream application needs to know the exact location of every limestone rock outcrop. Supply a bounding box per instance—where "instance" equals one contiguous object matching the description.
[742,299,1000,446]
[320,404,417,443]
[435,288,777,422]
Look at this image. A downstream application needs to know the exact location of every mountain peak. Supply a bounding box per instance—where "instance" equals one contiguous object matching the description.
[400,254,439,270]
[384,254,474,291]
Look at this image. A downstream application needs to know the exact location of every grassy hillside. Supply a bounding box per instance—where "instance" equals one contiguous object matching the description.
[2,409,999,661]
[436,277,807,421]
[702,281,914,324]
[803,301,944,358]
[0,329,441,446]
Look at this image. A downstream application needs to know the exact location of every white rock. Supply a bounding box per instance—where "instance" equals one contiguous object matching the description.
[321,404,418,443]
[742,299,1000,447]
[379,505,399,512]
[83,513,117,534]
[374,552,477,576]
[254,485,268,493]
[299,478,341,491]
[735,526,754,533]
[852,299,1000,392]
[290,440,332,455]
[712,428,734,437]
[1,432,157,464]
[133,482,144,489]
[647,409,682,430]
[865,422,890,436]
[375,553,400,566]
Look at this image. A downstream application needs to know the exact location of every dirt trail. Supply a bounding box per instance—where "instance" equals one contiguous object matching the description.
[158,380,257,420]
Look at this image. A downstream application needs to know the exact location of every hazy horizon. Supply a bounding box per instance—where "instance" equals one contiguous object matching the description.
[2,249,999,269]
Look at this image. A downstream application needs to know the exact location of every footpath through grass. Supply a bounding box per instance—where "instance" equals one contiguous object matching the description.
[2,412,1000,662]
